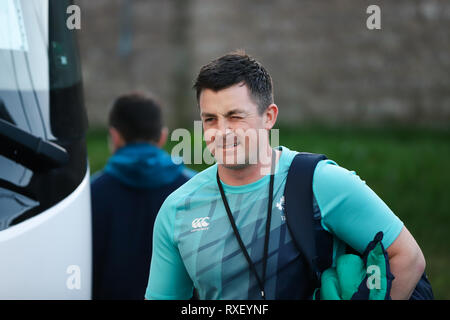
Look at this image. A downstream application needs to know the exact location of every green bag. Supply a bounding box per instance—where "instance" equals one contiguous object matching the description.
[316,232,394,300]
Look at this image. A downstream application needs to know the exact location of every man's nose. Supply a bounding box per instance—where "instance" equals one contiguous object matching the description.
[216,117,231,134]
[214,118,234,144]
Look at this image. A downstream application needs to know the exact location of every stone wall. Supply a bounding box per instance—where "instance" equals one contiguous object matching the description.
[77,0,450,129]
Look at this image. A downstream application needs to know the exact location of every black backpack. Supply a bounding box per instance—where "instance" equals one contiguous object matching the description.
[283,152,434,300]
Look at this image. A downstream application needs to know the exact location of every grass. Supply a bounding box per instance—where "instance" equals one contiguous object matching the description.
[87,125,450,299]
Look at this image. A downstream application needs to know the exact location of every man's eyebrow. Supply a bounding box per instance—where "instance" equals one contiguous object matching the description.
[201,109,246,118]
[224,109,246,117]
[200,112,217,118]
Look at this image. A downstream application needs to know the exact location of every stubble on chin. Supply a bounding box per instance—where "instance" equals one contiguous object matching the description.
[220,162,251,170]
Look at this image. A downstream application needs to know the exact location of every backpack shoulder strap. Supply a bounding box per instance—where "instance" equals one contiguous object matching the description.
[284,152,328,288]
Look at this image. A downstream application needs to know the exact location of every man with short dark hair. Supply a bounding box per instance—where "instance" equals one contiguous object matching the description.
[145,52,426,300]
[91,92,195,300]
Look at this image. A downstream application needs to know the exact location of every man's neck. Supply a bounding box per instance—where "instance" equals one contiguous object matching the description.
[217,147,281,186]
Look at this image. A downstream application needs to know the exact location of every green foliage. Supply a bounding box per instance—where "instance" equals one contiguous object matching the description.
[87,125,450,299]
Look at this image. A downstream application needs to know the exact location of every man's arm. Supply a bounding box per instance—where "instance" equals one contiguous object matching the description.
[145,200,194,300]
[313,160,426,300]
[387,226,426,300]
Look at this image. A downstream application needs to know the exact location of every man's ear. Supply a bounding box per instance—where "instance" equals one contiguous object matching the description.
[157,126,169,148]
[109,127,125,153]
[263,104,278,130]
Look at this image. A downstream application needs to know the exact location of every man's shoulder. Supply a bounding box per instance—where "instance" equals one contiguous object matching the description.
[313,159,359,187]
[159,164,217,211]
[279,146,335,175]
[312,158,370,208]
[281,146,355,192]
[90,170,117,193]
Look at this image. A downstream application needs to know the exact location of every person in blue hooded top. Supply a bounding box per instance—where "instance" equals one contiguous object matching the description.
[90,92,195,300]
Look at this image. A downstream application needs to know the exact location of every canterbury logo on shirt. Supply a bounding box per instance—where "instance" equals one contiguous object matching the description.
[191,217,210,232]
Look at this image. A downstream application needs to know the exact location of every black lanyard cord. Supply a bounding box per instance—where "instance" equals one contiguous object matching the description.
[216,150,276,300]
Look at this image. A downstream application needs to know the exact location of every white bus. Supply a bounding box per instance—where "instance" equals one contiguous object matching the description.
[0,0,91,299]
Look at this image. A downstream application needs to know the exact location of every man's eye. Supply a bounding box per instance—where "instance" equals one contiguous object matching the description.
[231,116,242,120]
[204,118,215,123]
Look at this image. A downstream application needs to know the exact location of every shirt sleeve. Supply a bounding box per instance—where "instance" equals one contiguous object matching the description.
[312,159,404,254]
[145,198,194,300]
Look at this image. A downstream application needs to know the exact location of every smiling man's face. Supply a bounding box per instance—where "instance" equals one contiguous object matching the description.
[199,82,271,169]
